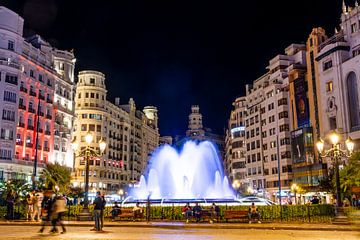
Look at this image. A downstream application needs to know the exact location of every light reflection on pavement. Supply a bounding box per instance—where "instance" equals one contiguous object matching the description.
[0,226,358,240]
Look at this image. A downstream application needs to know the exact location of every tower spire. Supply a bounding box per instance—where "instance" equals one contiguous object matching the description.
[343,0,347,13]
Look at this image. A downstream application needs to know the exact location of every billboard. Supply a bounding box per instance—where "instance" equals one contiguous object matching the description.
[291,128,306,163]
[294,77,310,127]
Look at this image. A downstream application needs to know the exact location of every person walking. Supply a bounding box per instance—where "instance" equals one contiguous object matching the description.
[6,190,15,220]
[33,190,43,221]
[38,191,54,234]
[92,191,103,232]
[50,195,67,234]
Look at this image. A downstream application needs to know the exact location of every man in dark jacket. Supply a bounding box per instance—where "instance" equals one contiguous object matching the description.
[92,192,103,231]
[38,190,54,233]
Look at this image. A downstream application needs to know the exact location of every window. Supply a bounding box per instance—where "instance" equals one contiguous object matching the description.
[278,98,287,106]
[0,129,14,140]
[270,141,277,148]
[351,23,357,33]
[279,111,288,119]
[89,124,95,131]
[78,93,81,99]
[326,81,333,92]
[323,60,332,71]
[0,149,12,160]
[90,78,95,84]
[38,74,43,82]
[81,124,87,131]
[8,40,14,51]
[5,74,18,85]
[3,91,16,103]
[85,92,89,98]
[90,93,95,98]
[30,70,34,78]
[268,103,274,111]
[279,124,289,132]
[329,117,337,130]
[2,109,15,121]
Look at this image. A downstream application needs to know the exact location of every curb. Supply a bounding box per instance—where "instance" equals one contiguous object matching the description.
[0,222,359,232]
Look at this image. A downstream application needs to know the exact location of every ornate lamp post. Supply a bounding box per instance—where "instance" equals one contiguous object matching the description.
[72,131,106,220]
[316,132,354,207]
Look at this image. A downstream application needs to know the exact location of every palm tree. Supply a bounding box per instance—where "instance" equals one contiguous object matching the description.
[41,162,71,194]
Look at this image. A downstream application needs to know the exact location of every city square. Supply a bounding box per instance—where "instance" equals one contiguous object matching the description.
[0,0,360,239]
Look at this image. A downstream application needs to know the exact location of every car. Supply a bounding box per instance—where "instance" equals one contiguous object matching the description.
[237,196,276,206]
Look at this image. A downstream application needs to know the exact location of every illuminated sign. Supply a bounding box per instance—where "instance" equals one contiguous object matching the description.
[231,126,245,134]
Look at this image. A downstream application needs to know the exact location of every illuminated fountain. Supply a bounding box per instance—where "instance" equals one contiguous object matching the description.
[130,140,235,201]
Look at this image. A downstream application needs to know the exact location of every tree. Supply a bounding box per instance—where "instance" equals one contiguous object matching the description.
[41,162,71,194]
[340,151,360,196]
[0,179,32,204]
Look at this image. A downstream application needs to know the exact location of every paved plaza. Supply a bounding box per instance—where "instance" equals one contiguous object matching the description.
[0,225,358,240]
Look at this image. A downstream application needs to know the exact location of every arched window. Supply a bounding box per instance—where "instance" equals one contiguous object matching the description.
[347,72,360,129]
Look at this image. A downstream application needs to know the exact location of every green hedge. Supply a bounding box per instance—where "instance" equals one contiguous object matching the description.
[0,204,335,223]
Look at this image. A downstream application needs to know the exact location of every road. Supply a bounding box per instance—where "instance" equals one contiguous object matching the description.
[0,225,358,240]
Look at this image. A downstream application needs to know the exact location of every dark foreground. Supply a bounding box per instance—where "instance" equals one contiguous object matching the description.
[0,225,359,240]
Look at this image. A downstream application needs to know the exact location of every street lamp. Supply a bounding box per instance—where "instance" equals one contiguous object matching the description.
[72,131,106,220]
[291,183,299,204]
[316,133,354,207]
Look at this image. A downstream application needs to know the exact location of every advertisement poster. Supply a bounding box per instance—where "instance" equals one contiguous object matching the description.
[294,77,310,127]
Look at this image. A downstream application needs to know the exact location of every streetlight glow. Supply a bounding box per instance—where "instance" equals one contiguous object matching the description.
[71,140,79,151]
[330,132,339,145]
[99,139,107,153]
[316,138,324,153]
[345,137,354,153]
[85,132,93,145]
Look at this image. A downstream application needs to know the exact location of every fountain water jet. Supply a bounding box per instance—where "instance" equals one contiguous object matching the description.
[130,140,235,200]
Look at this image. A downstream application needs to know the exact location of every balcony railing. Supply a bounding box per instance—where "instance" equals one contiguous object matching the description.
[27,125,34,130]
[26,143,33,148]
[39,112,44,117]
[38,129,43,133]
[46,98,53,104]
[38,94,45,100]
[54,146,60,151]
[18,122,25,128]
[45,130,51,135]
[28,108,36,114]
[44,147,49,152]
[46,114,52,120]
[16,141,23,146]
[18,104,26,110]
[20,86,28,93]
[29,91,37,97]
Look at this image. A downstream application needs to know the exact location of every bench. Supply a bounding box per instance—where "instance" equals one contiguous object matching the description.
[113,208,144,221]
[224,210,249,222]
[183,209,221,223]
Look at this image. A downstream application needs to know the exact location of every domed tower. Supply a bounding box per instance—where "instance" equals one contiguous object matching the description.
[186,105,205,138]
[72,71,108,190]
[143,106,158,129]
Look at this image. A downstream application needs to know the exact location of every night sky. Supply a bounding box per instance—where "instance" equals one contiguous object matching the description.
[2,0,343,136]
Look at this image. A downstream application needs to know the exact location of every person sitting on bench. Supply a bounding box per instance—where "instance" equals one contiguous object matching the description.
[248,202,261,223]
[193,203,202,223]
[132,203,143,221]
[182,203,193,223]
[111,202,121,221]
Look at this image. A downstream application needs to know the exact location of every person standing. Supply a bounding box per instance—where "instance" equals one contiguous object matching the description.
[100,194,106,230]
[92,191,103,231]
[6,190,15,220]
[26,193,34,221]
[34,190,43,221]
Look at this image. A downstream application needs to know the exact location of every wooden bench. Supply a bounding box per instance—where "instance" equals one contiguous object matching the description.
[201,209,221,222]
[224,210,249,222]
[113,208,144,221]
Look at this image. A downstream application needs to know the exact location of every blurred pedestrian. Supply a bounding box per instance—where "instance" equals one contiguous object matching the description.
[6,190,15,220]
[100,194,106,230]
[91,191,103,231]
[38,190,54,234]
[26,193,35,221]
[50,195,67,234]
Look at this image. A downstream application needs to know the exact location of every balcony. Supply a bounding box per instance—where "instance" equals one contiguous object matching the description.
[18,122,25,128]
[45,130,51,135]
[37,145,42,150]
[61,147,66,152]
[46,98,53,104]
[54,131,60,136]
[39,112,44,117]
[54,146,60,151]
[61,133,68,138]
[18,104,26,110]
[38,94,45,100]
[29,91,37,97]
[26,143,33,148]
[38,129,43,133]
[28,108,36,114]
[27,125,34,130]
[44,147,49,152]
[16,141,23,146]
[46,114,52,120]
[20,86,28,93]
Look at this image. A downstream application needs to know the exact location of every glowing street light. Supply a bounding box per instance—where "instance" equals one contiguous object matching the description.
[71,131,106,220]
[291,183,299,204]
[316,132,354,207]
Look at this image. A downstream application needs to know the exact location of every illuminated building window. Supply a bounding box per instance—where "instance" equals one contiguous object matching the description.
[323,60,332,71]
[326,81,333,92]
[351,23,357,33]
